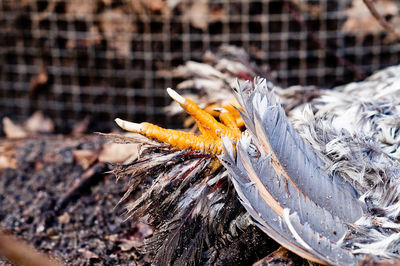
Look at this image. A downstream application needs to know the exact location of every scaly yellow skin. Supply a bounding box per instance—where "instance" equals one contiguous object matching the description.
[115,88,242,155]
[185,100,244,128]
[140,122,224,154]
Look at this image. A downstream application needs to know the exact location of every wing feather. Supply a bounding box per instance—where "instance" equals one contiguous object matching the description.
[283,209,356,265]
[220,139,326,264]
[221,78,367,264]
[237,78,365,221]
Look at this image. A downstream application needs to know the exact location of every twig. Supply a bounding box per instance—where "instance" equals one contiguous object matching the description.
[363,0,400,41]
[0,229,63,266]
[55,162,108,213]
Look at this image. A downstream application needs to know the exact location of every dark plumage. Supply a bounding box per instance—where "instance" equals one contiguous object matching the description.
[108,48,400,265]
[107,133,274,265]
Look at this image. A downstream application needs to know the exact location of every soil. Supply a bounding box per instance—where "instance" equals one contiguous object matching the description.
[0,135,150,265]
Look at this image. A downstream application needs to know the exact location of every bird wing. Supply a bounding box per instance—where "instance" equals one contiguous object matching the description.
[219,78,366,265]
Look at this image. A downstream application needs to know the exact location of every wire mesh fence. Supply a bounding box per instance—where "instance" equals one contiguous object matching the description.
[1,0,400,132]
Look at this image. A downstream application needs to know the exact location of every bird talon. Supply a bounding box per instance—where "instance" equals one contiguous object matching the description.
[115,88,242,155]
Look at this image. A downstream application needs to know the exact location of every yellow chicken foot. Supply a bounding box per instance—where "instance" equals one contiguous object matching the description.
[166,88,240,140]
[115,119,224,154]
[115,88,241,155]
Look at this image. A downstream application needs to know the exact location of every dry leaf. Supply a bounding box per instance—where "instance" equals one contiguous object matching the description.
[0,155,17,170]
[25,111,54,134]
[290,0,321,16]
[167,0,183,9]
[181,0,226,31]
[67,0,97,18]
[254,247,305,265]
[105,234,119,242]
[342,0,399,38]
[35,161,44,170]
[0,142,18,171]
[116,222,153,251]
[98,143,139,163]
[148,0,166,13]
[100,8,136,57]
[127,0,170,19]
[78,248,99,260]
[57,212,71,224]
[0,230,63,266]
[2,117,27,139]
[72,150,97,170]
[105,222,152,252]
[133,222,153,239]
[119,238,142,251]
[183,0,209,30]
[3,112,54,138]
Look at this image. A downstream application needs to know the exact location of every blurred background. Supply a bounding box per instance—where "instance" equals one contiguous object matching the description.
[1,0,400,133]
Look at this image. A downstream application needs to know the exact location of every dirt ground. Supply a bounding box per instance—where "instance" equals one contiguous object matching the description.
[0,135,155,265]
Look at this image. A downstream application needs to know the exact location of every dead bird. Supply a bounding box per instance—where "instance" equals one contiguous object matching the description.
[109,61,400,264]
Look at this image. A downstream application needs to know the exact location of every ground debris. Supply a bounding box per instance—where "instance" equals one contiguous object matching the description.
[0,229,63,266]
[254,247,312,266]
[0,134,150,265]
[2,112,54,139]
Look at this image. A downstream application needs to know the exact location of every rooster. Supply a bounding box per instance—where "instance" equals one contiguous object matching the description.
[109,47,400,265]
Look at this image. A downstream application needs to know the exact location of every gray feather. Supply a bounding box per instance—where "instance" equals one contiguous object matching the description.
[220,138,324,264]
[242,142,347,242]
[236,78,365,222]
[222,134,359,264]
[221,78,369,264]
[283,209,357,266]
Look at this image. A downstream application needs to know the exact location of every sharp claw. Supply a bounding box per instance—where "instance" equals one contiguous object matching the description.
[213,107,228,113]
[116,90,240,155]
[167,87,187,105]
[115,118,142,133]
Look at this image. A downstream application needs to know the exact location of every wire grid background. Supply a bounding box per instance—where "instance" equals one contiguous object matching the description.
[1,0,400,132]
